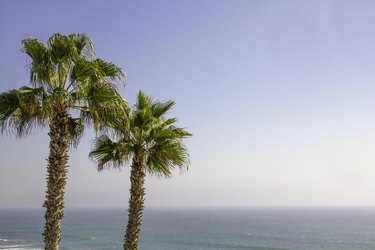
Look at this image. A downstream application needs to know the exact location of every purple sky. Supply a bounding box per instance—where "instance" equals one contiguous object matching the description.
[2,0,375,208]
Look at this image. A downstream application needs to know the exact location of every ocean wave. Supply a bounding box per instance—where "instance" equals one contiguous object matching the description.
[0,243,41,250]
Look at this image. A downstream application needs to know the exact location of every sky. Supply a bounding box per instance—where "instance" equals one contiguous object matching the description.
[2,0,375,208]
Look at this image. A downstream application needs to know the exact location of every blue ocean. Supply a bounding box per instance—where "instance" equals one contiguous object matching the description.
[1,208,375,249]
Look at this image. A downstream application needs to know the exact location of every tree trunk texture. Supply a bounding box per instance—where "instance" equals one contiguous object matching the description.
[123,157,146,250]
[43,106,69,250]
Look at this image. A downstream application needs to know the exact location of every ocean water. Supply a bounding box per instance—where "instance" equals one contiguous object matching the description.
[0,208,375,249]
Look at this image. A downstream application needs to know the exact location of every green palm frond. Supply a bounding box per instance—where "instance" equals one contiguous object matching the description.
[48,34,73,64]
[0,87,46,136]
[168,126,192,138]
[67,117,84,148]
[68,33,95,60]
[135,91,152,110]
[0,90,20,121]
[22,39,55,87]
[47,34,85,87]
[89,135,132,171]
[161,118,177,126]
[147,154,173,177]
[92,59,126,84]
[69,58,125,94]
[146,126,190,176]
[70,59,96,84]
[82,82,127,130]
[151,100,175,118]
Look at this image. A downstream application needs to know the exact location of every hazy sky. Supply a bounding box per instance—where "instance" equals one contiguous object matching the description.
[2,0,375,208]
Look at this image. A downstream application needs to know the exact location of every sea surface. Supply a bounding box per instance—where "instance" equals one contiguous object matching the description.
[0,208,375,249]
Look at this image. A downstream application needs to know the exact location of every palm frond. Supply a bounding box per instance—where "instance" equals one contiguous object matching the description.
[48,34,70,63]
[0,90,20,121]
[68,33,95,60]
[22,39,56,87]
[93,59,126,85]
[70,59,96,85]
[81,83,127,130]
[160,118,177,127]
[146,154,173,177]
[0,87,47,136]
[67,117,84,148]
[47,34,79,87]
[146,134,190,177]
[69,58,125,95]
[151,100,175,118]
[135,91,152,110]
[89,135,132,171]
[168,126,192,138]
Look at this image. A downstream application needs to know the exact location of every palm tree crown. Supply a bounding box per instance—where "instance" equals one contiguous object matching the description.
[90,90,190,175]
[0,33,126,138]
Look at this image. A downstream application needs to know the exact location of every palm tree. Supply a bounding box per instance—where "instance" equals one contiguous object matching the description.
[0,33,126,250]
[89,91,191,250]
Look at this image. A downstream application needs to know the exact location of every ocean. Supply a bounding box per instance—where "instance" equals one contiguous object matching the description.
[0,208,375,249]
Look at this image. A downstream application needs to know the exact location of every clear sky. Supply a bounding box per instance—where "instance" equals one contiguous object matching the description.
[2,0,375,208]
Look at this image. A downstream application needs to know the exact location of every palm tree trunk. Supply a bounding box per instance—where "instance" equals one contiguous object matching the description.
[43,106,69,250]
[124,157,146,250]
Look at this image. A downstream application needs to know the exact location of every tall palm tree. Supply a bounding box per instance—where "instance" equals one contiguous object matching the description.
[89,91,191,250]
[0,33,126,250]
